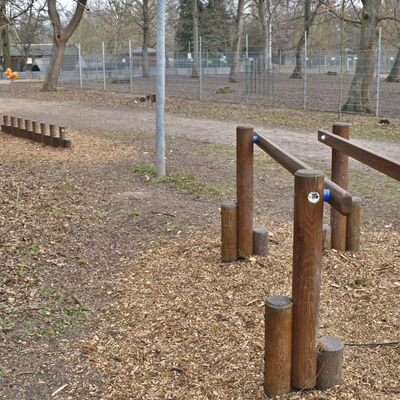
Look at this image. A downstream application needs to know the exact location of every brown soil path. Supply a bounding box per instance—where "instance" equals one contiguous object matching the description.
[0,97,399,166]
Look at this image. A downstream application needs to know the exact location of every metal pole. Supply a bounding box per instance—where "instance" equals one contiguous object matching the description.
[102,41,106,90]
[199,35,203,100]
[129,39,133,93]
[303,32,307,110]
[376,27,382,116]
[78,43,83,89]
[156,0,166,177]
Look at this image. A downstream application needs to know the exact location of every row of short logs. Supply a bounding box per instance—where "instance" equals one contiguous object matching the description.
[1,115,72,148]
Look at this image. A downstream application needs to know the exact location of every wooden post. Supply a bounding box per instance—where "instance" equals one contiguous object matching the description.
[17,118,24,138]
[330,123,350,251]
[25,119,32,141]
[237,126,254,257]
[322,224,332,251]
[32,121,40,142]
[49,124,57,147]
[264,295,292,397]
[10,116,17,136]
[221,200,238,262]
[2,115,10,133]
[253,227,268,255]
[292,169,324,390]
[346,196,361,251]
[316,336,344,390]
[40,122,48,145]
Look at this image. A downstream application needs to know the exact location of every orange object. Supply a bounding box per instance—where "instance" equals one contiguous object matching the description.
[11,71,19,79]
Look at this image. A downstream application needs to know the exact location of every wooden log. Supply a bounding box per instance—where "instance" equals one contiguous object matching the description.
[346,197,361,251]
[236,126,254,257]
[40,122,48,145]
[330,123,350,251]
[316,336,344,390]
[292,169,324,390]
[32,121,40,142]
[49,124,57,147]
[2,115,9,133]
[25,119,32,140]
[221,200,238,262]
[17,118,24,138]
[59,126,66,140]
[322,224,332,251]
[62,138,72,149]
[10,116,17,136]
[253,227,268,256]
[264,295,292,397]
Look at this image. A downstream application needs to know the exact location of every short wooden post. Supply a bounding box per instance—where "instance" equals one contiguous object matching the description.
[264,295,292,397]
[25,119,32,140]
[59,126,71,148]
[237,126,254,257]
[330,122,350,251]
[10,116,17,136]
[17,118,24,138]
[346,196,361,251]
[316,336,344,390]
[2,115,10,133]
[292,169,324,390]
[32,121,40,142]
[322,224,332,251]
[221,200,238,262]
[49,124,57,147]
[253,227,268,255]
[40,122,48,145]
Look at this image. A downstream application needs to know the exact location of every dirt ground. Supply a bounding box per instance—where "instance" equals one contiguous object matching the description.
[0,85,399,399]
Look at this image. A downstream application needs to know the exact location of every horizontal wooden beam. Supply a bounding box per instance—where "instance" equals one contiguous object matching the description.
[254,133,352,215]
[318,130,400,181]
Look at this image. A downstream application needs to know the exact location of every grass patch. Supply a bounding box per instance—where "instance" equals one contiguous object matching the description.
[128,207,141,217]
[130,163,225,198]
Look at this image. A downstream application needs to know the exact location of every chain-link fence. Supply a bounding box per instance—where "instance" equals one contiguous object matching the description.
[5,41,400,117]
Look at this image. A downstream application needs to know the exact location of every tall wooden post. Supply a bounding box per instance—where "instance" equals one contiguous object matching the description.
[237,126,254,257]
[292,169,324,390]
[221,200,238,262]
[264,295,292,396]
[330,123,350,251]
[346,196,361,251]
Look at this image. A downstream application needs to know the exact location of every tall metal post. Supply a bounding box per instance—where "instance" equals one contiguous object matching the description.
[102,41,106,90]
[303,32,307,110]
[376,27,382,116]
[129,39,133,93]
[156,0,166,177]
[78,43,83,89]
[199,35,203,100]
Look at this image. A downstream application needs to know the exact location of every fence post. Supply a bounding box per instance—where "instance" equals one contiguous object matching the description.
[237,126,254,257]
[221,200,238,262]
[199,35,203,100]
[264,295,292,396]
[102,41,106,90]
[376,27,382,116]
[346,196,361,251]
[303,31,308,110]
[330,122,350,251]
[129,39,133,93]
[78,43,83,89]
[292,169,324,390]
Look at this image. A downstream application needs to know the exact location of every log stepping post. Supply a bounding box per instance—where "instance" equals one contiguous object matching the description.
[316,336,344,390]
[10,116,17,136]
[291,169,324,390]
[17,118,24,138]
[237,126,254,258]
[59,126,71,148]
[264,295,292,397]
[32,121,40,143]
[253,227,268,255]
[322,224,332,251]
[346,196,361,251]
[49,124,57,147]
[40,122,48,145]
[2,115,9,133]
[330,122,350,251]
[221,200,238,262]
[25,119,32,140]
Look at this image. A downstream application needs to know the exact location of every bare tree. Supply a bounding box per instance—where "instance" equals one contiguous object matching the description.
[191,0,199,78]
[43,0,87,91]
[0,0,10,69]
[229,0,245,82]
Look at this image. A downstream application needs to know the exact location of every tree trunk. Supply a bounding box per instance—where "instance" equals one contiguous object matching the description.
[142,0,149,77]
[228,0,245,82]
[342,0,380,113]
[385,47,400,83]
[191,0,199,78]
[0,1,10,69]
[290,0,322,79]
[42,40,66,91]
[257,0,267,73]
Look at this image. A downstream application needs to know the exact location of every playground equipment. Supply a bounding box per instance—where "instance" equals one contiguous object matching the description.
[1,116,71,149]
[220,124,399,396]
